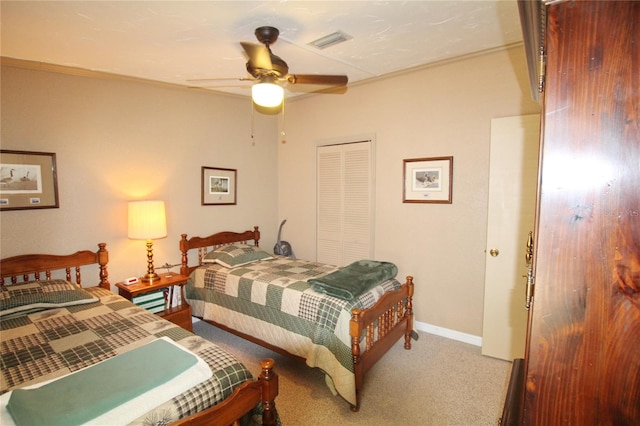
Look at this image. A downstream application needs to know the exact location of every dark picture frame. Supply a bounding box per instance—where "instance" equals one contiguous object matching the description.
[403,156,453,204]
[201,166,237,205]
[0,150,59,211]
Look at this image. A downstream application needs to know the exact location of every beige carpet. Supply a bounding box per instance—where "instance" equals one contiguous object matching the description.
[192,320,511,425]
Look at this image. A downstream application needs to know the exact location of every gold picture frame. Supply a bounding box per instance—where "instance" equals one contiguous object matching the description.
[403,156,453,204]
[0,150,59,211]
[201,166,237,205]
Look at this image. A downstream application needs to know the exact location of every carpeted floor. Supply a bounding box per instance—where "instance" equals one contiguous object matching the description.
[192,319,511,425]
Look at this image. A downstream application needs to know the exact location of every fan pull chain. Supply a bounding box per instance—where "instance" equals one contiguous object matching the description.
[280,98,286,144]
[250,100,255,145]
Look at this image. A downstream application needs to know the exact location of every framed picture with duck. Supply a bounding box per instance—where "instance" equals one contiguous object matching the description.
[201,166,237,205]
[0,150,59,211]
[402,156,453,204]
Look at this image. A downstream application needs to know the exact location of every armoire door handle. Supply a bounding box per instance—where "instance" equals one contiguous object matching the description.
[524,231,535,309]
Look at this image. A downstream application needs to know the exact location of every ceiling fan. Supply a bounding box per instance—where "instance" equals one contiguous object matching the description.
[190,26,349,107]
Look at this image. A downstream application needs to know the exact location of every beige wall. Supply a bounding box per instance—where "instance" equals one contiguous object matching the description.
[1,44,540,338]
[0,65,279,283]
[278,45,540,336]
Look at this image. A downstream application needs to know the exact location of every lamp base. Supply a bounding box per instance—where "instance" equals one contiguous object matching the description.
[142,239,160,283]
[142,273,161,283]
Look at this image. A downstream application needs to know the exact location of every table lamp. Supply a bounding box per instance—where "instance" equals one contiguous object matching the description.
[128,200,167,282]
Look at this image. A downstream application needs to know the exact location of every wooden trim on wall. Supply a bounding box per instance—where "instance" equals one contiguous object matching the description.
[0,56,245,100]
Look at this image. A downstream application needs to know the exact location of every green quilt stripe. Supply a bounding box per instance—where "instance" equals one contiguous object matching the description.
[266,284,284,309]
[238,277,254,301]
[214,364,254,399]
[155,326,193,342]
[0,315,32,330]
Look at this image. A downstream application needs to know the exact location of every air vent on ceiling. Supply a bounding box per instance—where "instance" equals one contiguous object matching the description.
[308,31,352,50]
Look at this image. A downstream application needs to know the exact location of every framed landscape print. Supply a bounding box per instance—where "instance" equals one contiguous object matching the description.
[0,150,59,211]
[403,156,453,204]
[201,166,237,205]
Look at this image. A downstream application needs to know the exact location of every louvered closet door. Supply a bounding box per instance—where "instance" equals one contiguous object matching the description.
[316,141,373,266]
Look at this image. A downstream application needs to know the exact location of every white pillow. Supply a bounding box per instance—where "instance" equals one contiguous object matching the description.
[202,243,272,268]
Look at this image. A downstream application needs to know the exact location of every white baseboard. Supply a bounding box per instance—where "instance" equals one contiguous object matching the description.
[192,315,481,347]
[415,320,482,347]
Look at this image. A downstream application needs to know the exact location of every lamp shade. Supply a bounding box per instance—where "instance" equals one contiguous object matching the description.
[128,200,167,240]
[252,82,284,107]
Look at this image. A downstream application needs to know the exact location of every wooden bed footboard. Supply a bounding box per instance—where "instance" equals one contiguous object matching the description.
[172,358,278,426]
[0,243,110,290]
[350,276,414,411]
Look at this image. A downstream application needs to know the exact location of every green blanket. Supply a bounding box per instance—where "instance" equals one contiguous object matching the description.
[7,338,197,426]
[309,260,398,300]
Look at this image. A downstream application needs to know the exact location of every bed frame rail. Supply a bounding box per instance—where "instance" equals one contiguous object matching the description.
[172,358,278,426]
[0,243,110,290]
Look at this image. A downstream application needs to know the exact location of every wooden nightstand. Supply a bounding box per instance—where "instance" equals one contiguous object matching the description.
[116,273,193,332]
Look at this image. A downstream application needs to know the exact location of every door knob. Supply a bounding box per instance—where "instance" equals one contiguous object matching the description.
[489,248,499,257]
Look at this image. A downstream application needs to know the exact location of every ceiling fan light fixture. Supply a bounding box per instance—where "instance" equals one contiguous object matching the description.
[252,81,284,107]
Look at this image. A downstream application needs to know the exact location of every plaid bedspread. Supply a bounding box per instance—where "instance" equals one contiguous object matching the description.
[0,287,264,425]
[186,257,401,406]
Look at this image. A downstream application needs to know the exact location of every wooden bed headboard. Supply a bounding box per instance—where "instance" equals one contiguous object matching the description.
[179,226,261,276]
[0,243,110,290]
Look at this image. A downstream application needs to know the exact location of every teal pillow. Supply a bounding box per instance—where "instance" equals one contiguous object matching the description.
[0,279,98,317]
[203,243,272,268]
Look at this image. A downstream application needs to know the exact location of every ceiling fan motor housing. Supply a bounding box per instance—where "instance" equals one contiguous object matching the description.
[247,26,289,79]
[265,54,288,78]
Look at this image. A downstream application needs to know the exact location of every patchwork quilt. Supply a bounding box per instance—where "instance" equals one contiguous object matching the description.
[0,287,264,425]
[185,257,402,406]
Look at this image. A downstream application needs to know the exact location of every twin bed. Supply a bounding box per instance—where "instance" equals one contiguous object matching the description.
[0,225,415,424]
[0,244,278,426]
[179,226,415,411]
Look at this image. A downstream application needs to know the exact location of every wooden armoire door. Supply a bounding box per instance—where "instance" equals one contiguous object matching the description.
[517,1,640,424]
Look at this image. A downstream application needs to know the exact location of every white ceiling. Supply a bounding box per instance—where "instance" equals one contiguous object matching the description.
[1,1,523,100]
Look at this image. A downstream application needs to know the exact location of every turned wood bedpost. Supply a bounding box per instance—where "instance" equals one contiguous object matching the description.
[349,308,363,412]
[179,233,189,276]
[97,243,110,290]
[74,266,81,286]
[259,358,278,426]
[404,276,414,349]
[253,226,260,247]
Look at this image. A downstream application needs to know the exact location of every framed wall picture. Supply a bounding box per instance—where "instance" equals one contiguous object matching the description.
[0,150,59,211]
[201,166,237,205]
[403,156,453,204]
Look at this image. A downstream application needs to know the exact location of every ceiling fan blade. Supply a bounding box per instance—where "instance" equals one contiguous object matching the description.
[188,84,252,90]
[187,77,255,84]
[240,42,272,71]
[287,84,349,95]
[286,74,348,86]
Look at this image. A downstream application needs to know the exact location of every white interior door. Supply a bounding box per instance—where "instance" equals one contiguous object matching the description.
[482,114,540,360]
[316,141,373,266]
